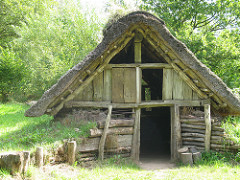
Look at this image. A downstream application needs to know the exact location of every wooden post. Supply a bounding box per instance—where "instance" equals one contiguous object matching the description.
[22,151,30,174]
[103,69,112,101]
[131,108,141,161]
[68,141,77,165]
[134,32,143,63]
[35,147,43,168]
[98,105,112,160]
[171,105,181,161]
[204,104,211,152]
[136,67,141,104]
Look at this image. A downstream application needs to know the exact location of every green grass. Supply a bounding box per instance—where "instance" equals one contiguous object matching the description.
[1,103,240,180]
[0,103,96,152]
[222,116,240,144]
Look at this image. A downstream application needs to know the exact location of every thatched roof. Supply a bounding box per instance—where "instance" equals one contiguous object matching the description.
[25,11,240,117]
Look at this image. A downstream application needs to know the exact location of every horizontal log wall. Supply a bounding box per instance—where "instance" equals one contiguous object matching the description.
[180,113,240,152]
[75,119,134,162]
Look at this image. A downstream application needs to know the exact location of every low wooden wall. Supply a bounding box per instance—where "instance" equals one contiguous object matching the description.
[180,114,239,152]
[75,118,134,162]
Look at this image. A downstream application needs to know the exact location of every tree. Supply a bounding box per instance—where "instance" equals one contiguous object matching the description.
[9,0,102,100]
[0,47,25,102]
[141,0,240,90]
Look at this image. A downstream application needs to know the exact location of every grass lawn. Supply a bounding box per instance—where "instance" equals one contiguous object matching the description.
[0,103,240,180]
[0,103,96,152]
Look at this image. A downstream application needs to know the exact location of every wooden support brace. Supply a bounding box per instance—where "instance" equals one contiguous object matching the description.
[98,105,112,160]
[204,104,211,152]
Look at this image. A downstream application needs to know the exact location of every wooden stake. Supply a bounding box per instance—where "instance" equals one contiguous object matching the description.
[204,104,211,152]
[98,105,112,160]
[68,141,77,165]
[35,147,43,168]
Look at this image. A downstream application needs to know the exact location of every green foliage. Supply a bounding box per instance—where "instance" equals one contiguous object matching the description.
[141,0,240,89]
[0,0,102,102]
[198,151,240,165]
[0,103,96,152]
[222,116,240,144]
[0,48,25,102]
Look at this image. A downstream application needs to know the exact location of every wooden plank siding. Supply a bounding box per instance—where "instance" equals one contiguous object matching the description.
[93,72,104,101]
[163,69,201,101]
[124,68,136,103]
[112,68,125,103]
[112,68,137,103]
[162,69,173,100]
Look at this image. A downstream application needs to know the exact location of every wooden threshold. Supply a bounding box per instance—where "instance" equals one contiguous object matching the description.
[64,99,210,109]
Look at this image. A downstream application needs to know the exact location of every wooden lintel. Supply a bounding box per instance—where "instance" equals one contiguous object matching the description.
[105,63,172,69]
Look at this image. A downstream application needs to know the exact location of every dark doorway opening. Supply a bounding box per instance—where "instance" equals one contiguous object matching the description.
[140,107,171,159]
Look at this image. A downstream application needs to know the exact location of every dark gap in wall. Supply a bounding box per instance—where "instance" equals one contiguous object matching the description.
[142,69,163,101]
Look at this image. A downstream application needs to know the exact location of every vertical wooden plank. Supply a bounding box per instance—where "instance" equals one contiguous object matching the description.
[78,82,93,101]
[171,104,181,161]
[131,108,141,162]
[162,69,173,100]
[93,72,103,101]
[134,32,143,63]
[192,91,200,100]
[112,68,124,103]
[99,105,112,160]
[182,80,193,100]
[124,68,136,103]
[204,104,211,152]
[136,67,141,104]
[173,71,183,100]
[134,42,141,63]
[103,69,112,101]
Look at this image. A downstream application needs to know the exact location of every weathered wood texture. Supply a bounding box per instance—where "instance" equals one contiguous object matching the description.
[162,69,201,100]
[131,108,140,161]
[112,68,137,103]
[76,135,132,153]
[171,105,181,161]
[112,68,124,103]
[93,72,104,101]
[98,106,112,160]
[162,69,173,100]
[97,119,134,128]
[90,127,133,137]
[68,141,77,165]
[124,68,136,103]
[103,69,112,101]
[35,147,43,168]
[204,104,211,152]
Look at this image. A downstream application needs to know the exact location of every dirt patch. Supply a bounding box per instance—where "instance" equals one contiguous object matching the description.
[139,155,176,170]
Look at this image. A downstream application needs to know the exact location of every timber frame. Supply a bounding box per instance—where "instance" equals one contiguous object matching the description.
[25,11,240,162]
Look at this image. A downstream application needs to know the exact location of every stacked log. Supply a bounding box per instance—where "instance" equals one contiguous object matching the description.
[181,117,205,151]
[75,118,134,162]
[180,115,240,152]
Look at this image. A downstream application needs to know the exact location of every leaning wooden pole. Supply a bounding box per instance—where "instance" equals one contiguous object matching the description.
[204,104,211,152]
[98,105,112,160]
